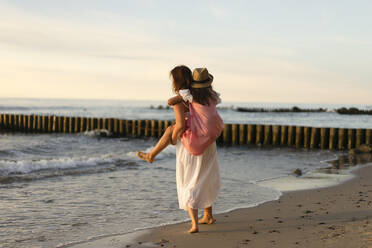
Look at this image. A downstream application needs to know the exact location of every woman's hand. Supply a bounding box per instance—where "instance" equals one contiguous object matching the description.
[171,102,185,145]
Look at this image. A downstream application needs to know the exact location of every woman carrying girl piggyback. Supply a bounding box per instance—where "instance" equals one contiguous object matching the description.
[137,65,224,233]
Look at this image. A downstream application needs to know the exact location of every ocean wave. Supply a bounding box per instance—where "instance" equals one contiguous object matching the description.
[0,149,25,157]
[81,129,112,137]
[0,155,116,176]
[0,155,142,184]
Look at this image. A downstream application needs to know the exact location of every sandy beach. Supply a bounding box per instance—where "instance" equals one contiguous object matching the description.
[68,159,372,248]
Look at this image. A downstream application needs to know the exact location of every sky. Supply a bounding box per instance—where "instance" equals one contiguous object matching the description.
[0,0,371,104]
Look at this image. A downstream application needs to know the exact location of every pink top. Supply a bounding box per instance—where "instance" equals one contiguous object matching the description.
[179,90,224,156]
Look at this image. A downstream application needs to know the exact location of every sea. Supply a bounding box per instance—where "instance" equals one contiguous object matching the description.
[1,98,372,248]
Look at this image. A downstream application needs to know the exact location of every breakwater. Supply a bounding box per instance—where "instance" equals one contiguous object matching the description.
[1,113,371,150]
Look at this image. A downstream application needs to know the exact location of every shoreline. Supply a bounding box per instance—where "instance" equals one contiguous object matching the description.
[68,155,372,248]
[132,163,372,248]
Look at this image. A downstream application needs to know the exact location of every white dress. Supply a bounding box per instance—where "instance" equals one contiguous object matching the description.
[176,139,221,210]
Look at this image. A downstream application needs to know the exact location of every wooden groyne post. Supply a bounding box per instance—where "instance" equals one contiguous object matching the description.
[1,113,371,150]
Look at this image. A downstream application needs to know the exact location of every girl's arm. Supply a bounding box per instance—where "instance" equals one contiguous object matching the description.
[171,102,185,145]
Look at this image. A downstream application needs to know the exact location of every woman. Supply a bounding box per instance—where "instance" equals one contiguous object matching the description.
[170,66,224,233]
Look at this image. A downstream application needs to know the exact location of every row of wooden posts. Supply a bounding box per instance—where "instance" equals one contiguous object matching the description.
[0,113,371,150]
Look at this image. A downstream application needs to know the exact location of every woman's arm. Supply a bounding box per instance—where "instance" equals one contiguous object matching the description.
[171,102,185,145]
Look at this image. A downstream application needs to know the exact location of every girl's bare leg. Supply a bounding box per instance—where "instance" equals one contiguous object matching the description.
[136,125,174,163]
[187,206,199,233]
[198,206,216,224]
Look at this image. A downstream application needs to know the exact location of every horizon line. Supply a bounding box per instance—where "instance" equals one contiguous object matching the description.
[0,96,370,107]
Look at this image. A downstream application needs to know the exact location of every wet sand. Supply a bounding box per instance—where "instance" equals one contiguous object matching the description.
[70,161,372,248]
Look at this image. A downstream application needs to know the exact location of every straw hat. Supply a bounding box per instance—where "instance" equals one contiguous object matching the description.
[191,68,213,88]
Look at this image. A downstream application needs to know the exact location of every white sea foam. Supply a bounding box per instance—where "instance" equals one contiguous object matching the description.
[81,129,111,137]
[257,170,355,192]
[56,229,152,248]
[0,155,115,176]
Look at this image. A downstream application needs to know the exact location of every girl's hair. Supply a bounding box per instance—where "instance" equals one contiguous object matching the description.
[169,65,192,93]
[190,86,219,106]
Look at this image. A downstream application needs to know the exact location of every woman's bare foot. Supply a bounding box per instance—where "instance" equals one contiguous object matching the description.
[188,225,199,233]
[198,215,216,224]
[136,151,154,163]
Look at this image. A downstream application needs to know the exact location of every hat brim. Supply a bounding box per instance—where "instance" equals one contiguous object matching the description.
[191,74,213,88]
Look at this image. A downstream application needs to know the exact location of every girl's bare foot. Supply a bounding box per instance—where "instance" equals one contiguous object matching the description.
[188,226,199,233]
[198,215,216,224]
[136,151,154,163]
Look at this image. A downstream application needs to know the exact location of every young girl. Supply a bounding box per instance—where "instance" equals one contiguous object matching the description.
[136,66,222,163]
[136,65,191,163]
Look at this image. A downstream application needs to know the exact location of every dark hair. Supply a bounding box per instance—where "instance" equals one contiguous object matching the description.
[190,86,219,106]
[169,65,192,93]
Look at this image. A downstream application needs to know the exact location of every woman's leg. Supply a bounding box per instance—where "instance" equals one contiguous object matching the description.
[198,206,216,224]
[136,125,174,163]
[187,206,199,233]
